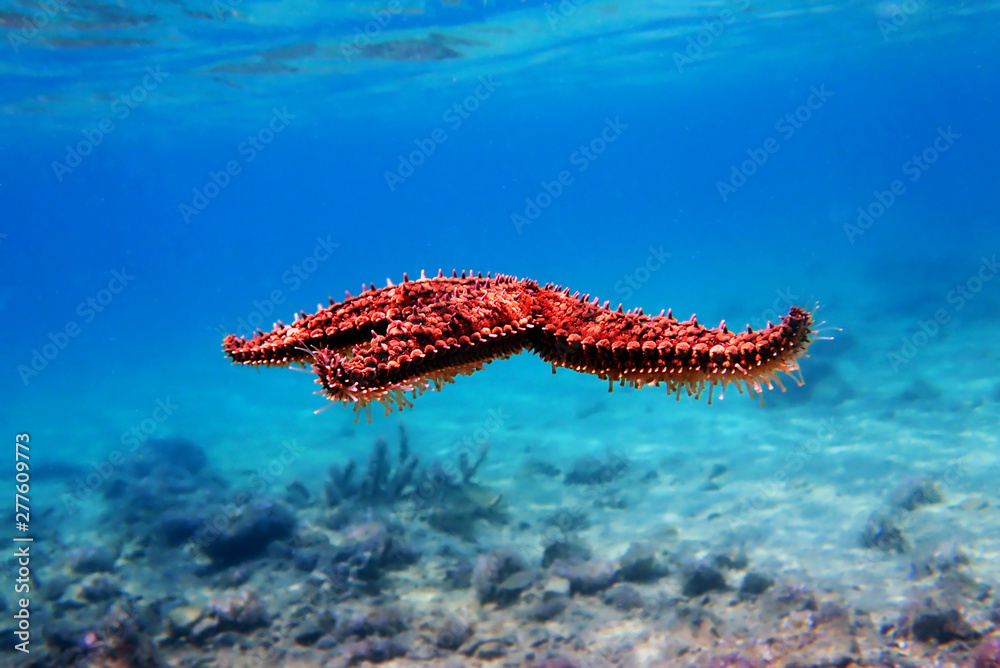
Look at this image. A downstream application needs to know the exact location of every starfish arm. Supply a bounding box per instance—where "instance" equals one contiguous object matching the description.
[223,271,815,416]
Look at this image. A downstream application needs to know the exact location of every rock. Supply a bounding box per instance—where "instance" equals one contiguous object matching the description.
[474,548,530,605]
[68,545,116,574]
[971,637,1000,668]
[79,574,120,602]
[339,637,407,664]
[552,559,619,595]
[815,601,848,626]
[543,577,571,599]
[294,621,325,646]
[167,605,204,636]
[425,482,508,541]
[529,657,580,668]
[332,522,418,583]
[890,475,943,511]
[711,551,749,570]
[682,561,727,597]
[477,640,506,659]
[760,584,817,619]
[910,541,970,579]
[324,506,353,531]
[602,584,643,611]
[527,627,550,648]
[898,379,942,403]
[146,463,199,495]
[619,541,661,582]
[293,549,320,572]
[563,451,629,486]
[38,571,73,602]
[444,559,474,589]
[521,458,561,478]
[156,510,203,545]
[909,605,978,644]
[200,499,295,566]
[498,569,535,599]
[861,509,908,554]
[707,463,728,480]
[738,572,773,599]
[337,607,406,640]
[640,470,659,483]
[542,536,592,567]
[146,437,208,474]
[526,598,567,622]
[194,590,270,641]
[705,652,759,667]
[434,616,472,650]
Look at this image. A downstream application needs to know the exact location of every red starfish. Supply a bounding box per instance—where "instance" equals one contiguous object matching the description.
[223,270,814,420]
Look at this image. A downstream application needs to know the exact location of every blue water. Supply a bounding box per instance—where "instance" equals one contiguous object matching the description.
[2,0,1000,665]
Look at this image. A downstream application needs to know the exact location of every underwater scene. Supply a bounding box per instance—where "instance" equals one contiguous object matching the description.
[2,0,1000,666]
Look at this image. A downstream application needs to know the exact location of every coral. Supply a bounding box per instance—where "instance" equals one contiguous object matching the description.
[223,272,814,419]
[324,425,418,506]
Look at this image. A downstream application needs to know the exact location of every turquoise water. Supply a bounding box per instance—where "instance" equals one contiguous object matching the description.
[2,1,1000,666]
